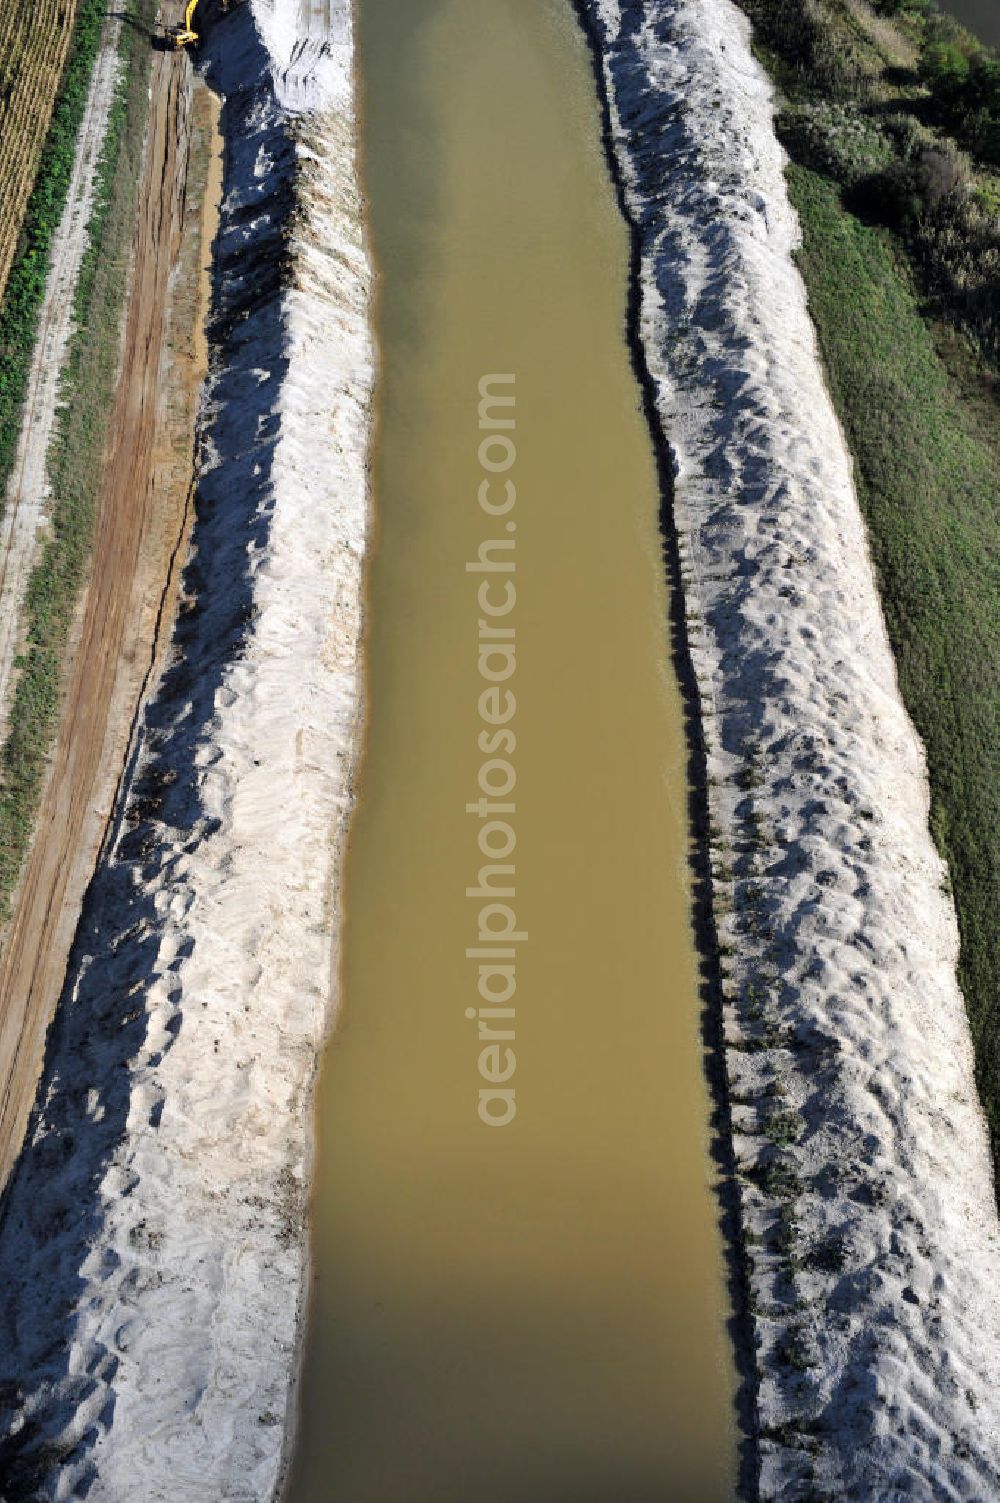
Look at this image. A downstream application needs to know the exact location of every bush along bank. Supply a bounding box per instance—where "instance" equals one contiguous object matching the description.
[0,0,156,914]
[740,0,1000,367]
[737,0,1000,1174]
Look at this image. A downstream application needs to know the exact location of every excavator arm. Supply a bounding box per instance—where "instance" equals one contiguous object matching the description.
[165,0,199,47]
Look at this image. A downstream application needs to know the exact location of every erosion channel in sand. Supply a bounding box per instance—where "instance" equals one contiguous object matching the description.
[288,1,737,1498]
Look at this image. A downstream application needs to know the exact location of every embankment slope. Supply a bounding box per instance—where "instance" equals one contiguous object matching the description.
[0,1,370,1497]
[579,1,1000,1497]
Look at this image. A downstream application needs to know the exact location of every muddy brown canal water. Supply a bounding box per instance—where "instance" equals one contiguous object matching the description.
[288,1,737,1498]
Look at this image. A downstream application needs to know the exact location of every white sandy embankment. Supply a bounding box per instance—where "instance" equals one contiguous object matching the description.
[579,1,1000,1497]
[0,16,122,741]
[0,0,371,1497]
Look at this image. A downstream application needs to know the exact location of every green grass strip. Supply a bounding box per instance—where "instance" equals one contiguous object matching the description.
[788,162,1000,1156]
[0,0,156,912]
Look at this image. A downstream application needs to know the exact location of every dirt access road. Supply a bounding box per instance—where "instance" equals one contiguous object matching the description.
[0,46,221,1190]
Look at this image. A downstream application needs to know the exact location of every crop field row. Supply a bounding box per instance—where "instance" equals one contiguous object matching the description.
[0,0,79,301]
[0,0,109,520]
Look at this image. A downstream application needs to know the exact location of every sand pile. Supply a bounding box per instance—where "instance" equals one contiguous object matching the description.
[578,0,1000,1495]
[0,0,371,1496]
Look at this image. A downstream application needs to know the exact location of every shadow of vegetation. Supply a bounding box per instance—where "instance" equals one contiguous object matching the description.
[107,6,159,41]
[0,14,297,1492]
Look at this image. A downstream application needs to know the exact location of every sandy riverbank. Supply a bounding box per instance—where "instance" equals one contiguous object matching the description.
[0,0,371,1495]
[578,0,1000,1496]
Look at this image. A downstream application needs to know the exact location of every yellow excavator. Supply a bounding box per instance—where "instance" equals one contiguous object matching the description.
[165,0,199,47]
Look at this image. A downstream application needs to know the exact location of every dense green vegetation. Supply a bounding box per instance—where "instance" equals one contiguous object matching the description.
[0,0,109,511]
[741,0,1000,367]
[0,0,156,912]
[918,12,1000,164]
[738,0,1000,1163]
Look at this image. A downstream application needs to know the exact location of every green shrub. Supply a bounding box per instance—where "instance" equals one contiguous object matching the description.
[920,38,974,94]
[920,33,1000,165]
[851,142,967,227]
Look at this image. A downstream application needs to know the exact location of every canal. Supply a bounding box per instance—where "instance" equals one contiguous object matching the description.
[939,0,1000,44]
[287,1,737,1498]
